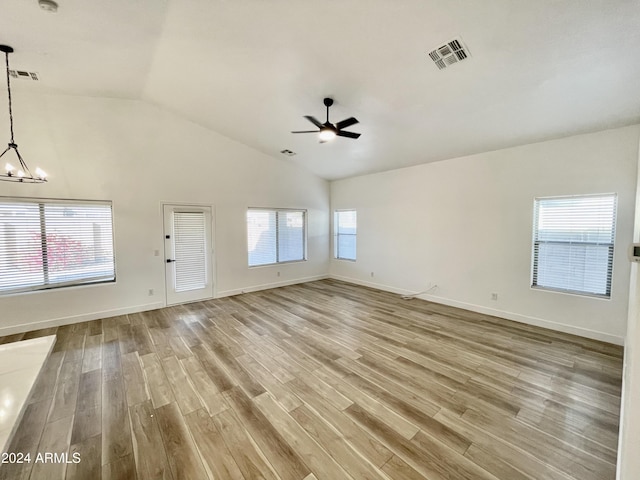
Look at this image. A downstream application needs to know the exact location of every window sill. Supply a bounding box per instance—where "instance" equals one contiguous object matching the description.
[530,285,611,300]
[248,259,307,269]
[0,278,117,298]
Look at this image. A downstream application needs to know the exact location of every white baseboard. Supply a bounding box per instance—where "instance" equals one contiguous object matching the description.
[330,275,414,296]
[217,274,329,298]
[0,301,166,337]
[0,275,328,337]
[4,274,623,346]
[329,275,624,346]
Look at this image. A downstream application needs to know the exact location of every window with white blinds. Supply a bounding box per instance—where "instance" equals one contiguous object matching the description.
[0,198,115,295]
[334,210,357,260]
[247,208,306,266]
[532,194,617,298]
[173,211,207,292]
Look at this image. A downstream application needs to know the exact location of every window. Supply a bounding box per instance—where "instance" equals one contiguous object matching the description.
[334,210,357,260]
[532,194,617,298]
[247,208,306,266]
[0,198,115,295]
[173,211,208,292]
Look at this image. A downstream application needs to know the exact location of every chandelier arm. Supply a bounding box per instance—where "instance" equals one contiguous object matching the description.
[0,145,10,159]
[15,148,33,176]
[14,146,33,175]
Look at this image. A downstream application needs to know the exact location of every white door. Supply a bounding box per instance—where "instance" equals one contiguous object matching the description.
[163,204,214,305]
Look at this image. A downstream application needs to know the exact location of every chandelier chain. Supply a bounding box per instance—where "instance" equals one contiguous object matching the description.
[4,51,14,144]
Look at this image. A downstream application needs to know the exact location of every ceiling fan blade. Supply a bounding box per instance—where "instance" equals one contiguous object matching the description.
[336,117,359,130]
[304,116,323,128]
[336,130,361,139]
[291,130,319,134]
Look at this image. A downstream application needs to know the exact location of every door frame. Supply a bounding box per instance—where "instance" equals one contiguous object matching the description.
[161,202,216,306]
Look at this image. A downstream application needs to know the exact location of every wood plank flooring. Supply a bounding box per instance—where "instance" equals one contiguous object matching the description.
[0,279,623,479]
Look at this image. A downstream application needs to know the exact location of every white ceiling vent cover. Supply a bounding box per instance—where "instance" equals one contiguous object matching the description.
[9,69,39,81]
[428,37,470,70]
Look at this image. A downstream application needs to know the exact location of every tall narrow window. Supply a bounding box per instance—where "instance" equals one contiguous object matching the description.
[532,194,617,297]
[247,208,306,266]
[334,210,357,261]
[0,198,115,295]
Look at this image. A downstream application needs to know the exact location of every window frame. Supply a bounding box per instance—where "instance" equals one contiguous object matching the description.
[246,207,307,267]
[0,196,116,296]
[530,193,617,299]
[334,209,357,261]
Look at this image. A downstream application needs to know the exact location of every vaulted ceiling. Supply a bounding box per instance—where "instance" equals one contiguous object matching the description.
[2,0,640,180]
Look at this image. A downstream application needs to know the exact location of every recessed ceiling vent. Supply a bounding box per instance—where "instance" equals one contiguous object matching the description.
[9,70,39,81]
[428,37,470,70]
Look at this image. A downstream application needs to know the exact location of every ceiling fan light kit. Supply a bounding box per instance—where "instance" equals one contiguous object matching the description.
[318,127,336,142]
[0,45,48,183]
[292,97,361,143]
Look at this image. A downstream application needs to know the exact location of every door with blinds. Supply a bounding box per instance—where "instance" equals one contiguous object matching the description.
[163,205,214,305]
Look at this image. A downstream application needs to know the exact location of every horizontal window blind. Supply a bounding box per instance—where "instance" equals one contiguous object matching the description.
[278,210,305,262]
[334,210,357,260]
[0,198,115,294]
[532,194,616,297]
[247,209,305,266]
[173,211,207,292]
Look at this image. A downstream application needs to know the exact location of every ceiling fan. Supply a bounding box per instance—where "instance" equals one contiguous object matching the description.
[291,98,361,142]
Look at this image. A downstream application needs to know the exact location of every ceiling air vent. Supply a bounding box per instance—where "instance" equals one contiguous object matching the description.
[9,69,39,81]
[428,37,470,70]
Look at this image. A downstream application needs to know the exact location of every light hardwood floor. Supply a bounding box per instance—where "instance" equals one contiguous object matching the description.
[0,279,623,480]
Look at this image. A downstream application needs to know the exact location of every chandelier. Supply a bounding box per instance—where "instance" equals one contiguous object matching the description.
[0,45,47,183]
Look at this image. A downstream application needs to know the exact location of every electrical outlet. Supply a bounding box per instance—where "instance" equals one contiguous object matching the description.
[148,289,154,296]
[153,249,160,257]
[370,272,374,277]
[491,292,498,301]
[277,271,281,277]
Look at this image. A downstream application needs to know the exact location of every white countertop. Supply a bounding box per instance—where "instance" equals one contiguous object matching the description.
[0,335,56,454]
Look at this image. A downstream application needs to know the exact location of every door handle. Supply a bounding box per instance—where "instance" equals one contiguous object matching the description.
[166,259,176,263]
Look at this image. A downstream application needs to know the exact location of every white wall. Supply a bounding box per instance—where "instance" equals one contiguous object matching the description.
[0,94,329,334]
[616,133,640,479]
[331,125,640,344]
[1,92,637,347]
